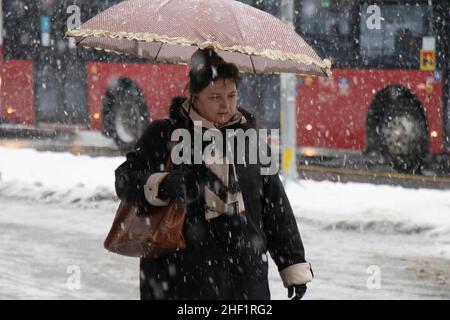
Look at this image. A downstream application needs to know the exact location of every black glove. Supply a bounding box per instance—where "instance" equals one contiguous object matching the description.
[288,284,307,300]
[157,165,192,201]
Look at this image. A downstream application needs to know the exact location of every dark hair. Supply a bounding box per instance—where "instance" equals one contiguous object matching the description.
[188,48,241,96]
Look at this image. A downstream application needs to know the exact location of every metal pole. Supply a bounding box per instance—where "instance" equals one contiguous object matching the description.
[280,0,298,180]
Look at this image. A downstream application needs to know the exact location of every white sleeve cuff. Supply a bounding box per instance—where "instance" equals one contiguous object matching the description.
[144,172,170,206]
[280,262,313,287]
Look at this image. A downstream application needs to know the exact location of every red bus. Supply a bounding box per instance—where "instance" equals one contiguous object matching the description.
[295,0,450,172]
[0,0,188,151]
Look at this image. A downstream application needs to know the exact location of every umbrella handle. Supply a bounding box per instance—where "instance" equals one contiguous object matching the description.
[188,97,194,115]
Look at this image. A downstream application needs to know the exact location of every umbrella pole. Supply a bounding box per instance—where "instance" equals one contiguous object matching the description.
[280,0,298,181]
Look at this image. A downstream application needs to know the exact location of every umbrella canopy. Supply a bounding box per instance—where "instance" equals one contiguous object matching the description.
[66,0,331,77]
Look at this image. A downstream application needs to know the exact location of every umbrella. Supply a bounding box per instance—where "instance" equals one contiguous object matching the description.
[66,0,331,77]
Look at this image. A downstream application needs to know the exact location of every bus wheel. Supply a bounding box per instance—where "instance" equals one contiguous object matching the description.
[378,105,428,173]
[107,84,149,153]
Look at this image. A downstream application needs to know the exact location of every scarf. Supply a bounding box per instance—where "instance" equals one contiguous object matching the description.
[181,100,247,221]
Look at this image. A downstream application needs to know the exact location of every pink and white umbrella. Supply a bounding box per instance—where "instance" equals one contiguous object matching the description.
[66,0,331,77]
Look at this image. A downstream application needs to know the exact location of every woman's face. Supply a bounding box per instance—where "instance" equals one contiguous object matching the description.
[192,78,238,125]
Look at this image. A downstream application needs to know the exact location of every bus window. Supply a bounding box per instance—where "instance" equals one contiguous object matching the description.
[296,0,355,67]
[92,0,122,13]
[359,3,434,69]
[3,0,39,60]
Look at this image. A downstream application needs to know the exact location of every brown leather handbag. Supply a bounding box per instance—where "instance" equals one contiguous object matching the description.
[103,200,186,258]
[104,149,186,258]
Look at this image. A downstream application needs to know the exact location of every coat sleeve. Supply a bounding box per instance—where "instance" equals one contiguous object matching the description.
[114,119,172,207]
[261,173,314,287]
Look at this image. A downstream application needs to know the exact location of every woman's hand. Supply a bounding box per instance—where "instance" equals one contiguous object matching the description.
[288,284,307,300]
[157,166,192,201]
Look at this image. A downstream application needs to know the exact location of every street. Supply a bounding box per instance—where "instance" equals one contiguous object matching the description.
[1,137,449,300]
[1,197,449,300]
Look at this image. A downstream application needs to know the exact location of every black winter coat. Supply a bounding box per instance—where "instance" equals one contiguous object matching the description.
[115,97,309,300]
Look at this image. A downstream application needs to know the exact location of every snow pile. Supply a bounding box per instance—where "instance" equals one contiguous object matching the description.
[1,147,450,239]
[285,179,450,237]
[0,147,122,208]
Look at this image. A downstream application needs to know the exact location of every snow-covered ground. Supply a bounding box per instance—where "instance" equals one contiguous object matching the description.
[1,147,449,299]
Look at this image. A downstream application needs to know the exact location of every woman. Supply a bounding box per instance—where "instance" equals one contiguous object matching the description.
[114,49,313,300]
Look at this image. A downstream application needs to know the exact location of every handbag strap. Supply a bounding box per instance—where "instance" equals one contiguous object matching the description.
[164,118,177,172]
